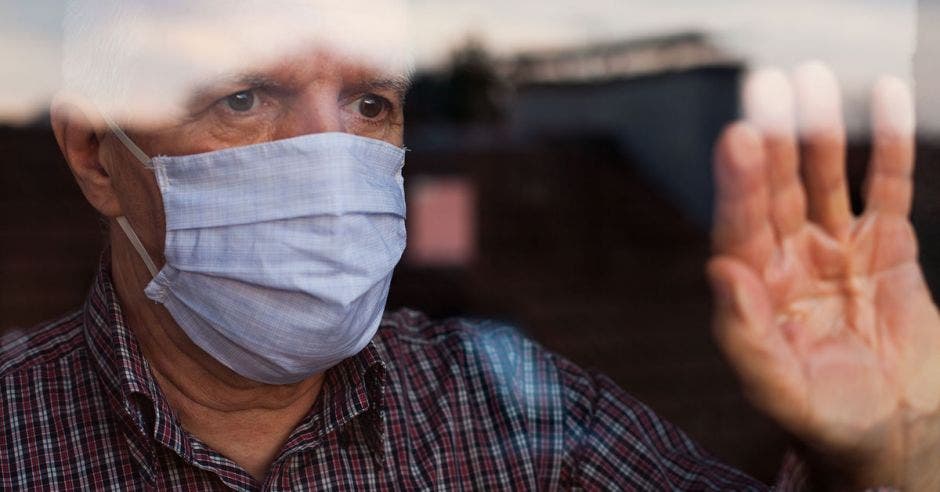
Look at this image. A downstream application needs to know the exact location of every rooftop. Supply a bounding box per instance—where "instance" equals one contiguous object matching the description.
[500,31,741,86]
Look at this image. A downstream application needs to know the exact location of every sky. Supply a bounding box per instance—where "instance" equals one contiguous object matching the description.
[0,0,918,131]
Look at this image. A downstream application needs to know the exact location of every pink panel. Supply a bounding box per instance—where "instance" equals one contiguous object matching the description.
[407,177,477,267]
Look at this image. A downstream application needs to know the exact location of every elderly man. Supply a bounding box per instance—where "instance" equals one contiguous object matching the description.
[3,0,940,490]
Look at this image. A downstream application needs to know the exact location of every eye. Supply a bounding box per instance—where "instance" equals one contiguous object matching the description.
[224,90,257,112]
[353,94,390,119]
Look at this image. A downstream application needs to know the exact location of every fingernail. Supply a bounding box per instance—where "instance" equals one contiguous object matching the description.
[744,67,795,136]
[873,76,914,137]
[732,284,752,321]
[710,275,734,306]
[793,61,843,136]
[723,123,765,171]
[711,276,754,324]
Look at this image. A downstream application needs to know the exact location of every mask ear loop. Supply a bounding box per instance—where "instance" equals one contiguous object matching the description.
[100,113,160,278]
[100,114,152,167]
[115,216,159,277]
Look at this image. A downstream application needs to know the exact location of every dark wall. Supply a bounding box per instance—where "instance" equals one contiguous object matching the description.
[916,0,940,297]
[0,126,103,328]
[511,66,741,227]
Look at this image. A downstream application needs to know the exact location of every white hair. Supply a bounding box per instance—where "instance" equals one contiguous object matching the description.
[62,0,413,126]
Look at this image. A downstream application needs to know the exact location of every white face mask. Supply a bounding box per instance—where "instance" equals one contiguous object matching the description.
[105,119,407,384]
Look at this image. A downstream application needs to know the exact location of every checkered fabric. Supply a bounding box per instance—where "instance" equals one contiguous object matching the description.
[1,257,800,490]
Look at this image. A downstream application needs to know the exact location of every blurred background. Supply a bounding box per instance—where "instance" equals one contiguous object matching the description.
[3,0,940,483]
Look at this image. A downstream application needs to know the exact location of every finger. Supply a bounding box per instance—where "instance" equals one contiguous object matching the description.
[794,62,853,240]
[865,76,915,217]
[744,68,807,239]
[712,122,776,267]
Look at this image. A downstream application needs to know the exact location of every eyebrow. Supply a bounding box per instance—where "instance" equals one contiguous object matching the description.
[350,76,413,100]
[185,73,284,110]
[193,73,283,95]
[187,72,413,109]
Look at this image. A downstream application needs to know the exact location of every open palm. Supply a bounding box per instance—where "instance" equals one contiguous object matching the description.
[709,63,940,489]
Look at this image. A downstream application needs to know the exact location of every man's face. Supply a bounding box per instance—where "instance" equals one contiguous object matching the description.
[134,48,408,154]
[103,46,409,268]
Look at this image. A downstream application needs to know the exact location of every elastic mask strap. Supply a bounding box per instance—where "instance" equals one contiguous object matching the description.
[116,216,159,278]
[100,113,160,278]
[100,113,152,167]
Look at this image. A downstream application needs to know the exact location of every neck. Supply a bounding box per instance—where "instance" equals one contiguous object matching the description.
[108,229,324,481]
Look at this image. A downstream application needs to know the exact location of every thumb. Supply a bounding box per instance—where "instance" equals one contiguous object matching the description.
[707,256,772,340]
[707,256,806,434]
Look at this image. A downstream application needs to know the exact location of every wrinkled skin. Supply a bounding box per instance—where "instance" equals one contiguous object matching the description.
[708,63,940,490]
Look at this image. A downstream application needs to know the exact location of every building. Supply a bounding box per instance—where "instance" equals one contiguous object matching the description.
[502,32,743,227]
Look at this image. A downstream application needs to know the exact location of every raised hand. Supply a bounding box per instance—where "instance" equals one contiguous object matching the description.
[708,62,940,490]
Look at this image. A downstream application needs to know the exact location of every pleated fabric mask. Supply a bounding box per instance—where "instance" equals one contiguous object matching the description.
[106,120,406,384]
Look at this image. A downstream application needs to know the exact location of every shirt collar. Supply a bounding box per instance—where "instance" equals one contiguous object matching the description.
[83,252,161,423]
[82,252,390,470]
[277,340,389,465]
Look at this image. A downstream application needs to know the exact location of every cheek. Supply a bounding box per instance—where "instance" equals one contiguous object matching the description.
[382,125,404,147]
[150,115,282,158]
[108,150,168,259]
[130,171,167,261]
[145,174,168,255]
[356,120,405,147]
[187,121,280,154]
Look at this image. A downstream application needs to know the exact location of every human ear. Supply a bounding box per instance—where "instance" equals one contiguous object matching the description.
[50,95,123,217]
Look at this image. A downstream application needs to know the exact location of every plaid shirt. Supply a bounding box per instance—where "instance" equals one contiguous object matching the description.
[1,258,800,491]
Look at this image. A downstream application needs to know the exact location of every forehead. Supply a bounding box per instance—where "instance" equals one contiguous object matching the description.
[63,0,412,125]
[189,47,412,102]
